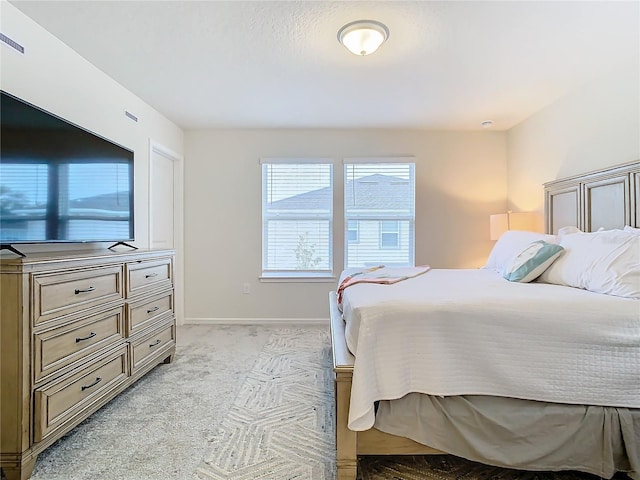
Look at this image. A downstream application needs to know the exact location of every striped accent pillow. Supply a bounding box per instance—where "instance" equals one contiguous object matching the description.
[503,240,564,283]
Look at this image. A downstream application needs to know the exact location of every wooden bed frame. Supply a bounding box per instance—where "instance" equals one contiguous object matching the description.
[330,291,443,479]
[330,160,640,480]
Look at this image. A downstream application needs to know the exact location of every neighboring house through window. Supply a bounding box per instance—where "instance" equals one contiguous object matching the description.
[260,156,415,277]
[261,158,333,277]
[344,159,415,268]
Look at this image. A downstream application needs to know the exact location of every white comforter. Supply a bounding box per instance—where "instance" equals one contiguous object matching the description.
[340,269,640,431]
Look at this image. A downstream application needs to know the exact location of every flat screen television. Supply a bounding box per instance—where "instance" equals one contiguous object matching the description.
[0,91,134,253]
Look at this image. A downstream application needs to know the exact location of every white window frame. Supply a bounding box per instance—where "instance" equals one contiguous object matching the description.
[260,157,334,281]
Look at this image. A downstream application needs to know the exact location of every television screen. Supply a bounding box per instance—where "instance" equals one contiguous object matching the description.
[0,91,134,244]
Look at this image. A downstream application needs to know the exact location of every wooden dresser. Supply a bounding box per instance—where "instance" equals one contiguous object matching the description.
[0,249,177,480]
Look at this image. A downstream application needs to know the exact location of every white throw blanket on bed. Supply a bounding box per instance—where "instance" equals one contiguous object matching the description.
[337,265,431,305]
[340,269,640,431]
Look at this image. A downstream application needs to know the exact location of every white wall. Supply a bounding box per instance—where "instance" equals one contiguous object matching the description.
[0,3,184,252]
[184,129,507,321]
[507,61,640,229]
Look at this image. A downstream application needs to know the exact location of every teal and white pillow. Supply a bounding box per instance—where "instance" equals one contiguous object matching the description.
[502,240,565,283]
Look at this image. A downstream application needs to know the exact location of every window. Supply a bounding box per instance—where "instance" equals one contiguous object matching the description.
[261,159,333,276]
[346,220,359,243]
[380,220,399,248]
[344,160,415,268]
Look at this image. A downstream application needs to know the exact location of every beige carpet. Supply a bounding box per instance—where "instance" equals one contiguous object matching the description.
[27,325,275,480]
[16,325,633,480]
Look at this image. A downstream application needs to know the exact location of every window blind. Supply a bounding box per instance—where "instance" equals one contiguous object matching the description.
[261,160,333,274]
[344,161,415,268]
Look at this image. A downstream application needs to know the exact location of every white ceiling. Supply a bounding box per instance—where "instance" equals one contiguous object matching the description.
[9,1,639,131]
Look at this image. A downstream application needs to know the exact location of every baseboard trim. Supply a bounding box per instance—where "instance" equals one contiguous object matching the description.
[183,317,329,326]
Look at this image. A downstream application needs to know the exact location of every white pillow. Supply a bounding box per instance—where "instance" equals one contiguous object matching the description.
[484,230,557,273]
[502,241,565,283]
[557,225,581,236]
[623,225,640,235]
[538,229,640,299]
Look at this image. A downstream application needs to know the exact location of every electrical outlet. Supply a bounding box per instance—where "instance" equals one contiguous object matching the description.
[242,283,251,294]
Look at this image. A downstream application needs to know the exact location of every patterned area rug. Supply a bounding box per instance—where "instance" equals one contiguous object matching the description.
[194,329,335,479]
[194,328,631,480]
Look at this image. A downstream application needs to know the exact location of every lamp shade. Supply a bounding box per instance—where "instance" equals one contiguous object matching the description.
[338,20,389,56]
[490,212,537,240]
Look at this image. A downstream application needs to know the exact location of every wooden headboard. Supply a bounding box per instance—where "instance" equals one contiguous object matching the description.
[544,160,640,234]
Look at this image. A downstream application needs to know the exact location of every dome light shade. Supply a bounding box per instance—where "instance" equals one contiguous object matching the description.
[338,20,389,56]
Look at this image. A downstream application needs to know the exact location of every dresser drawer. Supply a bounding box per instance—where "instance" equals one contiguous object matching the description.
[34,306,125,384]
[126,290,173,336]
[130,320,175,374]
[34,346,128,442]
[32,265,124,325]
[126,257,172,297]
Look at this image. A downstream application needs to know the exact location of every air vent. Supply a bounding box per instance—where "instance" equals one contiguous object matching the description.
[0,33,25,54]
[124,110,138,122]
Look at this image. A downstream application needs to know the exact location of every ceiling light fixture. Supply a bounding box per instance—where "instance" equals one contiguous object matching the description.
[337,20,389,56]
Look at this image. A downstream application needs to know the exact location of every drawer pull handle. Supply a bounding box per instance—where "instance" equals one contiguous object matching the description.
[75,286,96,294]
[146,306,160,314]
[76,332,97,343]
[81,376,102,391]
[145,273,158,279]
[149,339,161,347]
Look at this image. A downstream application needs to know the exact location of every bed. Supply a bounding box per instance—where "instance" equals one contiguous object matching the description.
[329,160,640,480]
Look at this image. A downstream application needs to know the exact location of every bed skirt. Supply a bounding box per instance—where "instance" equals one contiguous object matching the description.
[375,393,640,480]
